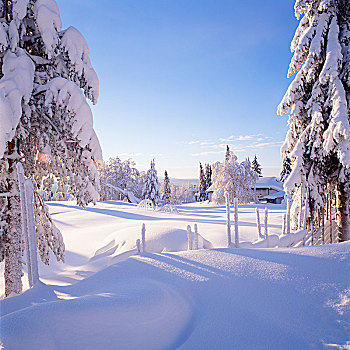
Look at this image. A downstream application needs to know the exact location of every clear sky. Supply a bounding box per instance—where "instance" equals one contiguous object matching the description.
[57,0,298,179]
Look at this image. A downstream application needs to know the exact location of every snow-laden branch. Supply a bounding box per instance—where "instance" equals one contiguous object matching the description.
[102,182,141,204]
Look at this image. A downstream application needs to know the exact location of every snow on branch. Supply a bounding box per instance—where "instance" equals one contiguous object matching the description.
[12,0,29,22]
[0,50,34,158]
[60,26,99,104]
[33,0,62,59]
[43,77,101,156]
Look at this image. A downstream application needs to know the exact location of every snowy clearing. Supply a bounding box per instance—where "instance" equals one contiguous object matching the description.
[0,201,349,349]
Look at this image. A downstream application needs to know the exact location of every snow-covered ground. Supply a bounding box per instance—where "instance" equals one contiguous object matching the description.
[1,201,349,349]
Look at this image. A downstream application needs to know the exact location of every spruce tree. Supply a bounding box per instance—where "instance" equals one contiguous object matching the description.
[205,163,212,191]
[225,145,231,162]
[199,162,207,201]
[0,0,101,296]
[278,0,350,241]
[142,160,161,205]
[252,155,263,177]
[162,170,171,204]
[280,157,292,182]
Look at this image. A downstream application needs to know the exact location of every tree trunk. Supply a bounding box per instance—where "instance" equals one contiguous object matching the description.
[337,183,350,242]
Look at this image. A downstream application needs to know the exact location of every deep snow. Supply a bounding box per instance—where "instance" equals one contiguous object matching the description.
[0,201,349,349]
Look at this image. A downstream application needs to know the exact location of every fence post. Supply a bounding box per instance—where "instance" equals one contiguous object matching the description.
[256,208,263,239]
[225,192,231,247]
[310,207,314,246]
[136,239,141,254]
[303,189,309,245]
[16,163,32,286]
[282,213,286,235]
[234,198,239,248]
[16,163,39,287]
[24,179,39,286]
[141,223,146,252]
[264,207,269,240]
[300,186,305,229]
[329,194,333,244]
[194,224,199,250]
[286,197,291,234]
[187,225,192,250]
[322,206,325,244]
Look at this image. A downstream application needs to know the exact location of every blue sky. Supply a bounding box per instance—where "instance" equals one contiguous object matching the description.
[57,0,298,179]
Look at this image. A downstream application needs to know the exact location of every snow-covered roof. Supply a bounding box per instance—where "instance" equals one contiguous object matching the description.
[206,185,214,192]
[254,177,283,191]
[263,191,285,200]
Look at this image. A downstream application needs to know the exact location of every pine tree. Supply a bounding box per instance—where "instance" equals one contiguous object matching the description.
[142,160,161,205]
[225,145,231,162]
[199,163,207,201]
[252,155,262,177]
[0,0,101,296]
[278,0,350,241]
[280,157,292,182]
[205,163,212,191]
[162,170,171,204]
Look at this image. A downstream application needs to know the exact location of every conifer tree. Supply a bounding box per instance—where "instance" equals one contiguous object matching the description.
[162,170,171,204]
[199,162,207,201]
[205,163,212,191]
[278,0,350,240]
[225,145,231,162]
[280,157,292,182]
[0,0,101,296]
[142,160,161,205]
[252,155,263,177]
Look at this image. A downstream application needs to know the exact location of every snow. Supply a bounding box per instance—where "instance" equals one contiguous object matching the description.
[33,0,62,58]
[12,0,29,22]
[263,190,285,200]
[255,176,283,191]
[43,77,101,155]
[1,201,348,349]
[0,50,34,158]
[61,26,99,104]
[0,22,9,52]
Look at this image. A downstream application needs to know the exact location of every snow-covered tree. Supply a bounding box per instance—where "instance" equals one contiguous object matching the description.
[278,0,350,241]
[205,163,212,190]
[170,183,196,204]
[198,162,207,201]
[280,157,292,182]
[225,145,231,162]
[252,155,263,177]
[99,156,142,201]
[142,160,161,205]
[0,0,101,296]
[212,151,258,204]
[162,170,171,204]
